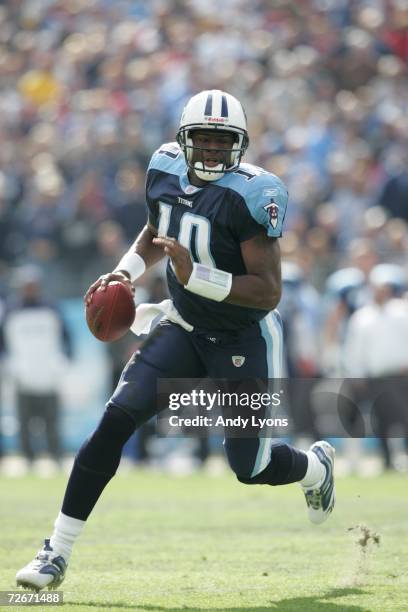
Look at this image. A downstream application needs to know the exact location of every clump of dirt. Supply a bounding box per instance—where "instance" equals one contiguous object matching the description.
[345,524,381,586]
[348,524,381,551]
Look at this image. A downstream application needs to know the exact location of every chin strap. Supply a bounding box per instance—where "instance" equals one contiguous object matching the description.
[193,161,225,182]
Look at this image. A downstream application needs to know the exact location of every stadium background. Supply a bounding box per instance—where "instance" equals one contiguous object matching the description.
[0,0,407,463]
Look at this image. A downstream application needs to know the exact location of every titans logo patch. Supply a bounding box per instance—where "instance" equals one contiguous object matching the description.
[263,199,279,229]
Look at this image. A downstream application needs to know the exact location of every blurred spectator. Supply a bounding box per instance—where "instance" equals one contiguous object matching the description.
[280,262,321,378]
[321,266,368,471]
[81,220,129,299]
[322,266,366,376]
[343,264,408,469]
[378,171,408,222]
[279,262,322,444]
[0,266,72,468]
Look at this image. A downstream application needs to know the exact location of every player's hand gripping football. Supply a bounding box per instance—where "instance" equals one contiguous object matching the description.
[152,236,193,285]
[84,271,134,306]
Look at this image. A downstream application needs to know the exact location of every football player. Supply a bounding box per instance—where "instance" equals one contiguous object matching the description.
[16,90,335,591]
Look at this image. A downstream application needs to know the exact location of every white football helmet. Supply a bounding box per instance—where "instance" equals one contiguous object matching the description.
[176,90,249,182]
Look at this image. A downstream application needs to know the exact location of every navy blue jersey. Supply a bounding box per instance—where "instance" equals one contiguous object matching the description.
[146,142,288,331]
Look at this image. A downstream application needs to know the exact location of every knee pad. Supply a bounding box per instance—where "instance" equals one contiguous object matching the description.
[101,403,137,441]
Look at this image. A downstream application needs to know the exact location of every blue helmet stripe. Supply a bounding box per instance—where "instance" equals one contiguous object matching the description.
[204,94,213,116]
[221,94,228,117]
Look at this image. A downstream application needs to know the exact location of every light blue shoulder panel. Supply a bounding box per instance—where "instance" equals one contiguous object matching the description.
[148,142,185,176]
[218,162,288,237]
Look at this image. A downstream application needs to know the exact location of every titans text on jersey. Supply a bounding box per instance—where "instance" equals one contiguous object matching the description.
[146,142,288,331]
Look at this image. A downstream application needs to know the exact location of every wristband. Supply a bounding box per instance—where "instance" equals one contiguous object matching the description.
[185,263,232,302]
[113,251,146,283]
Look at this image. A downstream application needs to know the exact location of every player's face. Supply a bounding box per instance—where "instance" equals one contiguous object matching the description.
[190,130,235,168]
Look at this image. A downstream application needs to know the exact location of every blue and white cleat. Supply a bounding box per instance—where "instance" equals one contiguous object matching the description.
[301,441,335,524]
[16,539,67,592]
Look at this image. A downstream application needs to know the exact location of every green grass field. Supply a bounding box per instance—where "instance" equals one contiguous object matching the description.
[0,468,407,611]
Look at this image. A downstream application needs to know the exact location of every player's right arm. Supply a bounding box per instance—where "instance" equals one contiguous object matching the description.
[85,144,179,304]
[84,223,165,305]
[126,222,164,270]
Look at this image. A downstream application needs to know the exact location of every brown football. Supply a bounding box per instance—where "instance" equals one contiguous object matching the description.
[86,281,135,342]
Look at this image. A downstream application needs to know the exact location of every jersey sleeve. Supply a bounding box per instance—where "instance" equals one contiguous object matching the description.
[242,177,288,238]
[145,169,159,229]
[145,142,182,229]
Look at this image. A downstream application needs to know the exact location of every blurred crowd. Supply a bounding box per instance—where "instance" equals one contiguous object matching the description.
[0,0,407,297]
[0,0,407,472]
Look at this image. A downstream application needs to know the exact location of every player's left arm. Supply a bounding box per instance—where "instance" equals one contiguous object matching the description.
[152,230,281,310]
[226,230,281,309]
[226,175,286,309]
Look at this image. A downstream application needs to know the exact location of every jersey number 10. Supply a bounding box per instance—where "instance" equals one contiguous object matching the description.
[158,202,216,267]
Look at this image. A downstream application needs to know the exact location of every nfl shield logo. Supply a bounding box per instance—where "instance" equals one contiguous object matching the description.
[232,355,245,367]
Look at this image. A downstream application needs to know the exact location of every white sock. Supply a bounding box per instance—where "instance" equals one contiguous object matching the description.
[49,512,85,562]
[300,451,326,487]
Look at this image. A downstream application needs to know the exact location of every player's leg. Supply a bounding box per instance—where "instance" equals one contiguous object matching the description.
[17,391,35,465]
[16,321,205,591]
[229,437,335,525]
[43,393,62,464]
[56,320,205,527]
[258,312,335,524]
[203,311,335,524]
